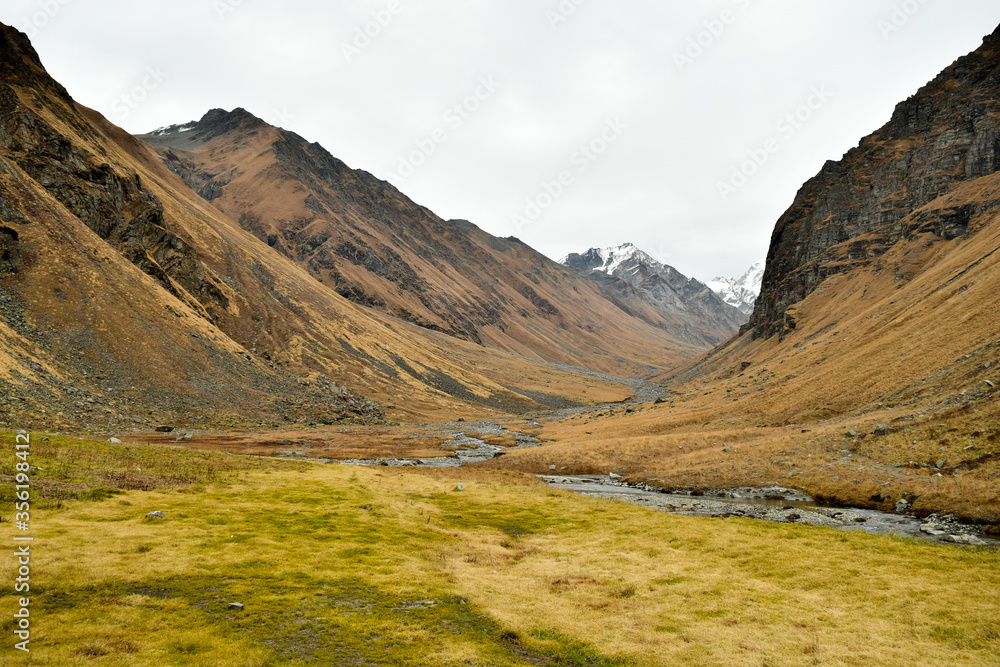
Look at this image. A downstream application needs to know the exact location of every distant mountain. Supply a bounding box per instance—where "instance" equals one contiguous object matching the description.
[560,244,746,346]
[705,261,764,316]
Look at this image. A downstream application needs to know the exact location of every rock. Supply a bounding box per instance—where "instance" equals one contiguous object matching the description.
[942,534,984,546]
[845,429,858,437]
[155,425,174,433]
[609,472,623,481]
[175,432,193,442]
[0,226,23,276]
[227,602,245,611]
[786,513,801,521]
[986,380,996,388]
[455,483,464,491]
[936,460,947,469]
[146,511,166,519]
[457,418,465,423]
[273,450,307,458]
[873,425,896,437]
[549,465,557,470]
[921,523,946,536]
[654,397,667,405]
[108,437,122,444]
[895,498,910,512]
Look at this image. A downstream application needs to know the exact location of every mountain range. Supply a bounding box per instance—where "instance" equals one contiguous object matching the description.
[560,243,746,346]
[704,260,764,316]
[0,22,733,430]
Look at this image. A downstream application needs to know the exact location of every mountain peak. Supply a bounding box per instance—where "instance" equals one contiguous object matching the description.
[138,107,267,149]
[560,243,746,345]
[560,243,654,276]
[705,260,764,316]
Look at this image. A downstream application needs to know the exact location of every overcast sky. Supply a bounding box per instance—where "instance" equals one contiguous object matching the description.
[6,1,1000,280]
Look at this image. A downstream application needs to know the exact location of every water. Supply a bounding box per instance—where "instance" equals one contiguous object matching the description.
[541,475,1000,547]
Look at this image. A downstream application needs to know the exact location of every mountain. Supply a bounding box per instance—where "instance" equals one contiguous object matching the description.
[0,22,643,430]
[135,112,709,376]
[705,260,764,316]
[678,24,1000,423]
[747,25,1000,341]
[494,27,1000,525]
[560,243,746,346]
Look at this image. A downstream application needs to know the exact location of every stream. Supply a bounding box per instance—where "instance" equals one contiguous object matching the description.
[331,371,998,548]
[540,474,1000,547]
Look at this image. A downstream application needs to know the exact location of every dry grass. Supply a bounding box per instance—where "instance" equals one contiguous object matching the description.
[485,201,1000,523]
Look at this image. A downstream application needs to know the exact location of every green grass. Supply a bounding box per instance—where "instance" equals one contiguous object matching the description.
[1,431,999,665]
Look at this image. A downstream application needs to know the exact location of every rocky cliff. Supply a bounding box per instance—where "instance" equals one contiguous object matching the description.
[748,25,1000,339]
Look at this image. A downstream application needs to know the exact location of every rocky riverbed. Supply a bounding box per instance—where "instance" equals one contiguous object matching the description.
[541,475,999,547]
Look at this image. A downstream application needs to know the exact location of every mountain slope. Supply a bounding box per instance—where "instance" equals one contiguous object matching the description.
[705,260,764,316]
[747,25,1000,340]
[491,25,1000,524]
[0,23,630,430]
[137,113,706,376]
[561,243,746,346]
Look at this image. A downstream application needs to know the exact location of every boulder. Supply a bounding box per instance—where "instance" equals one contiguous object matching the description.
[108,437,122,444]
[146,511,166,519]
[227,602,245,611]
[155,425,175,433]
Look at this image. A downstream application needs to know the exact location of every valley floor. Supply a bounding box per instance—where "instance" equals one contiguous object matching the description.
[2,432,999,666]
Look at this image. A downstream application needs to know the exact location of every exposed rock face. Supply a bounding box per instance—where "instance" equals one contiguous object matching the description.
[748,26,1000,339]
[0,225,21,275]
[562,244,746,347]
[0,28,229,322]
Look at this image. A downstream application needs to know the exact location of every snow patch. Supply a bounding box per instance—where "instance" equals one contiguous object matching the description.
[706,261,764,315]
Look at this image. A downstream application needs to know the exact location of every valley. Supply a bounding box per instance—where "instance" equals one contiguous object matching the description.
[1,16,1000,667]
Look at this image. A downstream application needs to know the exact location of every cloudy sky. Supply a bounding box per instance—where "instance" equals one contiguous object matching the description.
[6,1,1000,280]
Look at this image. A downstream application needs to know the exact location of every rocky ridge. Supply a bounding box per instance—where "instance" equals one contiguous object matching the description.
[748,25,1000,339]
[561,243,746,346]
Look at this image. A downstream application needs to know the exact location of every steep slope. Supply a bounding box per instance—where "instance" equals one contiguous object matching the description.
[491,26,1000,523]
[705,260,764,316]
[561,243,746,346]
[747,25,1000,340]
[680,25,1000,422]
[0,23,627,430]
[137,113,705,376]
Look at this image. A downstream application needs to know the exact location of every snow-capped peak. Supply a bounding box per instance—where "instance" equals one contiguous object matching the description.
[147,121,198,137]
[705,260,764,315]
[559,243,652,275]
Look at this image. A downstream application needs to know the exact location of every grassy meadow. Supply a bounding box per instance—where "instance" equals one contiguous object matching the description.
[2,433,999,666]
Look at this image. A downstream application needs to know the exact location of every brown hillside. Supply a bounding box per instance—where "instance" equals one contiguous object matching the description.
[488,26,1000,523]
[0,23,632,430]
[138,110,716,375]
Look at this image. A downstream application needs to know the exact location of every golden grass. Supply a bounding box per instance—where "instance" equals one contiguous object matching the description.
[2,433,998,665]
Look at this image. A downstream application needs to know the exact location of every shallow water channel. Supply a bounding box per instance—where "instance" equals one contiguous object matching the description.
[541,475,1000,547]
[333,427,997,547]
